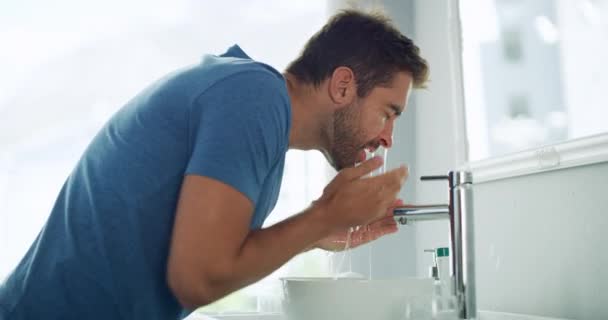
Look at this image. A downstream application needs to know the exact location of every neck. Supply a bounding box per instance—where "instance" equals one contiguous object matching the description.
[284,73,331,151]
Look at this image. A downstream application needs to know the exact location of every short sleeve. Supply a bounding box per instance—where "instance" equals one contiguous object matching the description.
[185,71,290,206]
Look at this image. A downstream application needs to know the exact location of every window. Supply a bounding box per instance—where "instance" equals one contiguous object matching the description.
[0,0,331,314]
[460,0,608,161]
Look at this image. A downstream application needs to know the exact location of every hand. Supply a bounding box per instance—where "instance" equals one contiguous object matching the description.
[315,199,403,251]
[313,156,408,236]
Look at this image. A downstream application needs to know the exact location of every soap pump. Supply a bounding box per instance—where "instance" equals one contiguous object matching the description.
[424,249,439,280]
[426,247,454,314]
[436,247,450,281]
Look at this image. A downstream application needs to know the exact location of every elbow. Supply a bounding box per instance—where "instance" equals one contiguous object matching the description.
[167,265,224,309]
[167,280,209,310]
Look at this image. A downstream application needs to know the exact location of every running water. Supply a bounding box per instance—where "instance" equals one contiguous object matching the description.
[330,146,386,280]
[332,227,362,279]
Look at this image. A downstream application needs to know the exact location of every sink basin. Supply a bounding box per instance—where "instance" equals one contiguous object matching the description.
[186,310,575,320]
[281,277,433,320]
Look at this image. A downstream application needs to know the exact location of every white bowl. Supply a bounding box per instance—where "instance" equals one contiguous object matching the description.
[281,277,433,320]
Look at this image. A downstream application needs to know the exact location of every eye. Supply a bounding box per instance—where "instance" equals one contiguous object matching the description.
[383,111,392,120]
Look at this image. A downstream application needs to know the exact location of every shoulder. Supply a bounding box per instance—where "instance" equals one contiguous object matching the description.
[203,59,287,97]
[150,54,287,104]
[195,62,291,128]
[191,52,285,89]
[191,63,292,149]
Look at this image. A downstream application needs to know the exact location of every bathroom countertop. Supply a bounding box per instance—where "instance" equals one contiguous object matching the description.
[185,310,573,320]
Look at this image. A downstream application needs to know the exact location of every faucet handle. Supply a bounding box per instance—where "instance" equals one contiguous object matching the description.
[422,171,473,188]
[420,175,449,181]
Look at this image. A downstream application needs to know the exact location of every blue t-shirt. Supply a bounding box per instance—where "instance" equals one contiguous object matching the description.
[0,45,291,320]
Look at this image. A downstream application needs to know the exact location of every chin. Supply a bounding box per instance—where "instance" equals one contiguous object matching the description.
[336,159,357,171]
[322,152,340,171]
[324,150,356,171]
[329,160,345,171]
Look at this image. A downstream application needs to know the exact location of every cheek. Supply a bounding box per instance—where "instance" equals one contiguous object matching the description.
[360,114,385,139]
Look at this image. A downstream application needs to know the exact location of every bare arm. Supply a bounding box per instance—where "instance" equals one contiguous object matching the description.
[166,157,406,309]
[166,175,330,309]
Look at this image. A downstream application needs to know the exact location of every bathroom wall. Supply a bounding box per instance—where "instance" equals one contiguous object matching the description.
[411,0,608,319]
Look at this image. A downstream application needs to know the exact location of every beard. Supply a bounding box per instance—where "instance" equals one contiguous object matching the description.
[327,102,369,170]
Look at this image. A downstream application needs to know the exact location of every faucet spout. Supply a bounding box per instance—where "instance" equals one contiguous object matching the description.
[392,171,477,320]
[393,204,449,224]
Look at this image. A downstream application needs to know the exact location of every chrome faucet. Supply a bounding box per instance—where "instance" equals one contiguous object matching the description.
[393,171,477,320]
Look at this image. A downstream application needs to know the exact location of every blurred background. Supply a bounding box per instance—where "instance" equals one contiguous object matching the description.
[1,0,607,318]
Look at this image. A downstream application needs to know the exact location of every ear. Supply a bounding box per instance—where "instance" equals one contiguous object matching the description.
[328,66,357,108]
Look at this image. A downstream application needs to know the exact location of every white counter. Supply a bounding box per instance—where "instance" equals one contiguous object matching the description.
[186,310,573,320]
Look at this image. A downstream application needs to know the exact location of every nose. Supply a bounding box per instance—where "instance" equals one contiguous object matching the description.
[378,120,394,148]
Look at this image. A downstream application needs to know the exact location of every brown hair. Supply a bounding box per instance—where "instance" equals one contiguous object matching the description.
[286,9,429,97]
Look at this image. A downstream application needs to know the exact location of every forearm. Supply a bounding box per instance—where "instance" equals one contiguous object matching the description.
[204,204,329,300]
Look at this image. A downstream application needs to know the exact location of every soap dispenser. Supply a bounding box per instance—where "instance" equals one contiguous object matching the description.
[436,247,450,281]
[424,249,439,280]
[425,247,455,314]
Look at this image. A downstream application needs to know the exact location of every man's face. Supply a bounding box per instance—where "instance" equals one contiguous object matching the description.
[328,72,413,170]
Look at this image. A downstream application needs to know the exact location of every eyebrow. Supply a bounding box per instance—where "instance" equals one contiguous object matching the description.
[389,104,403,117]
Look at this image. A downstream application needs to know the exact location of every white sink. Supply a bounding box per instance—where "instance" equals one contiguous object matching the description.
[186,310,573,320]
[281,277,433,320]
[185,313,282,320]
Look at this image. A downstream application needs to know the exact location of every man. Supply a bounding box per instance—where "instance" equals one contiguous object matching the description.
[0,9,428,320]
